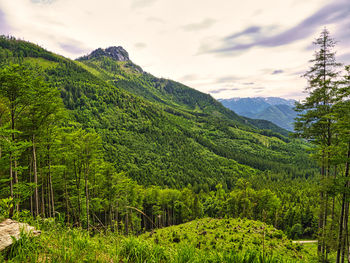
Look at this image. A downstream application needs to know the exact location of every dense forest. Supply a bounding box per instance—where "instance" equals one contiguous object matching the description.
[0,28,349,262]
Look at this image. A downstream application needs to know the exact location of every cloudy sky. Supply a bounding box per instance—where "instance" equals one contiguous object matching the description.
[0,0,349,99]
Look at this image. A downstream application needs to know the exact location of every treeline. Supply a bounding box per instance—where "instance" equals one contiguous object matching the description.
[294,29,350,262]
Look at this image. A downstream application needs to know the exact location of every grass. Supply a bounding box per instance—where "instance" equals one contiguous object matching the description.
[1,217,319,262]
[141,218,315,262]
[23,57,58,69]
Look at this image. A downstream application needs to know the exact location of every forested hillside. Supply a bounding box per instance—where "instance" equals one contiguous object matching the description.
[77,48,290,136]
[0,35,320,257]
[0,36,315,186]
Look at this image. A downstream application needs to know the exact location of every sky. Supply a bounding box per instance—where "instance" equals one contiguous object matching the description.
[0,0,349,100]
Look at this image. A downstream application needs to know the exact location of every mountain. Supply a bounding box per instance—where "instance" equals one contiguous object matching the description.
[76,48,252,127]
[76,48,289,136]
[219,97,298,131]
[0,37,315,190]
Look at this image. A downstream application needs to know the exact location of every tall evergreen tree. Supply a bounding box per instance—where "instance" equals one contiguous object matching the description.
[295,28,341,262]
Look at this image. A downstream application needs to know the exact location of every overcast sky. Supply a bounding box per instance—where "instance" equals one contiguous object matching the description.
[0,0,349,99]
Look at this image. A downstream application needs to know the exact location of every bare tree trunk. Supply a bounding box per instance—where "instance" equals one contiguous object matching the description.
[41,175,45,217]
[9,111,15,218]
[322,192,328,261]
[64,168,70,224]
[341,201,349,263]
[109,202,112,229]
[47,174,51,218]
[48,145,55,217]
[84,164,89,231]
[33,134,39,217]
[29,155,33,216]
[74,160,81,227]
[337,144,350,262]
[116,202,119,234]
[125,211,129,235]
[318,161,325,261]
[337,193,346,263]
[14,159,19,213]
[9,153,14,218]
[341,142,350,263]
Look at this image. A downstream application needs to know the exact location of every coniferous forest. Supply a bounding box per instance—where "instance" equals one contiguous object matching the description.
[0,28,349,262]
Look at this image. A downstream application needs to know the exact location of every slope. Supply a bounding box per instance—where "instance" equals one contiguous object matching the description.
[76,50,289,136]
[2,218,318,262]
[255,104,297,131]
[141,217,316,262]
[0,36,316,190]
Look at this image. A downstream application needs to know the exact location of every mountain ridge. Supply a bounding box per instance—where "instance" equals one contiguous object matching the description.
[219,97,298,131]
[76,48,289,136]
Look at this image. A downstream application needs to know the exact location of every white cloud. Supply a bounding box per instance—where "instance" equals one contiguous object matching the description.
[0,0,348,100]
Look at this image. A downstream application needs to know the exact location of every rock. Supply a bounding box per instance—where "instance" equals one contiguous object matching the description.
[76,46,144,73]
[0,219,41,251]
[78,46,130,61]
[104,46,130,61]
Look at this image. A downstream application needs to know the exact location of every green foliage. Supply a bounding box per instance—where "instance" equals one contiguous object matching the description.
[290,224,303,240]
[0,197,13,219]
[0,36,316,192]
[0,35,324,263]
[141,218,314,262]
[293,29,350,261]
[1,218,317,262]
[5,230,40,262]
[120,237,167,262]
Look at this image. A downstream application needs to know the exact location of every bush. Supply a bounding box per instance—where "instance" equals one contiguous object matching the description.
[290,224,303,239]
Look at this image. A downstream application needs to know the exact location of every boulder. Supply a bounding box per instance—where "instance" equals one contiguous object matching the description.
[0,219,41,251]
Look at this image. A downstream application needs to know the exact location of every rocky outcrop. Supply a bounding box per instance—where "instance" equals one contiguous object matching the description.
[0,219,41,251]
[77,46,144,73]
[78,46,130,61]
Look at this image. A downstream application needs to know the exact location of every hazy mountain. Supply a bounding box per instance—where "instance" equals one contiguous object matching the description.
[219,97,298,131]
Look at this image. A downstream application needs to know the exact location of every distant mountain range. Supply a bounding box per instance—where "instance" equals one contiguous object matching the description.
[219,97,298,131]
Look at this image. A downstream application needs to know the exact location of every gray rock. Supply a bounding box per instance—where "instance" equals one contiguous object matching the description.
[79,46,130,61]
[0,219,41,251]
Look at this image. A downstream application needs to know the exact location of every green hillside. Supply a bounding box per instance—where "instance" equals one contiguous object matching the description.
[76,52,247,123]
[76,51,290,136]
[141,217,316,262]
[1,217,318,263]
[0,36,315,190]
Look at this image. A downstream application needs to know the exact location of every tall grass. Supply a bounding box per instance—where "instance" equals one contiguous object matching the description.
[1,217,311,262]
[120,237,167,262]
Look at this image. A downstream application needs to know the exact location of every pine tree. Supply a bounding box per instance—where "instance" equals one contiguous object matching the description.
[295,28,341,262]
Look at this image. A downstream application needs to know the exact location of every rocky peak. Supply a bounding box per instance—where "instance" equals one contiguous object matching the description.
[104,46,129,61]
[78,46,130,61]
